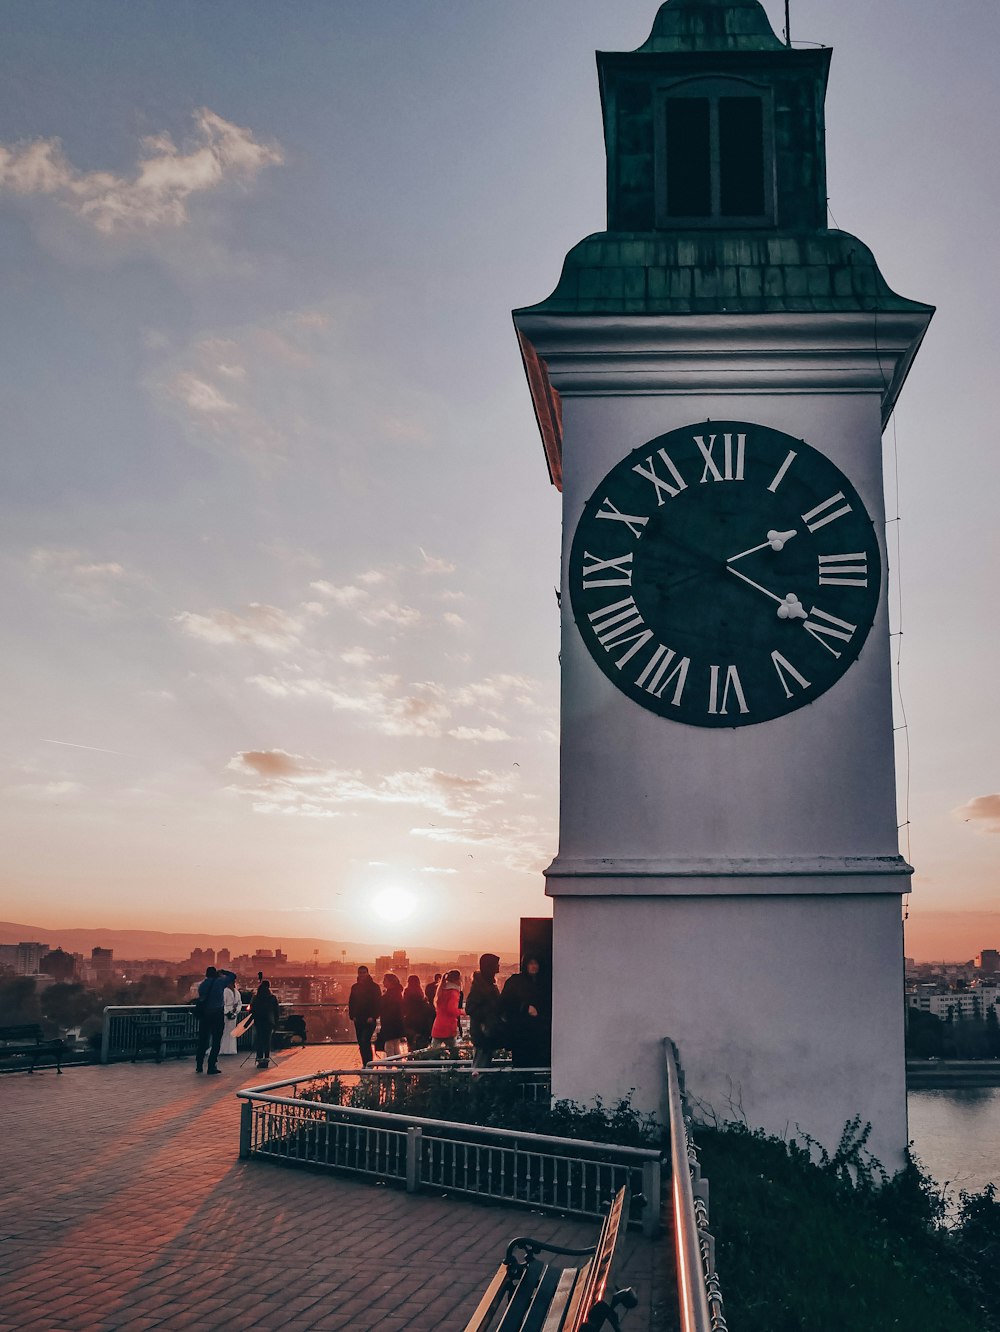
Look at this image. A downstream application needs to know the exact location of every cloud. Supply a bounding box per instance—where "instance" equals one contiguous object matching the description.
[448,726,511,742]
[418,549,456,575]
[410,816,548,874]
[227,751,514,821]
[247,671,451,737]
[151,309,334,465]
[29,545,139,612]
[310,581,369,607]
[956,794,1000,833]
[175,602,308,652]
[360,602,421,628]
[443,612,465,627]
[235,750,307,779]
[0,109,282,234]
[340,646,380,668]
[9,779,82,801]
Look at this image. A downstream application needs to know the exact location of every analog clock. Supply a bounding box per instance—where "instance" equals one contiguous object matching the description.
[569,420,882,727]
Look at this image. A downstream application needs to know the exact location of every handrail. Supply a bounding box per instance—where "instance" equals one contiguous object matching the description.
[234,1086,660,1161]
[664,1038,716,1332]
[245,1063,550,1094]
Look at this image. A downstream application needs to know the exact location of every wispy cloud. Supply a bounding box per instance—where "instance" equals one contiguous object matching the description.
[152,309,332,464]
[176,602,314,652]
[29,545,140,612]
[0,110,282,233]
[248,672,450,737]
[956,794,1000,833]
[418,549,456,575]
[227,749,514,821]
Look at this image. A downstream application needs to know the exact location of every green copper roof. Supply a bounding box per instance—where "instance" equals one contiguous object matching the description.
[638,0,784,52]
[513,230,934,317]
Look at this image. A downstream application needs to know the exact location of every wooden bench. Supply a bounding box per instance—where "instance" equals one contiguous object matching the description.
[131,1011,196,1063]
[463,1186,638,1332]
[0,1024,65,1074]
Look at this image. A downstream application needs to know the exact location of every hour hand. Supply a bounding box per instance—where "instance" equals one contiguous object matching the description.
[726,529,798,563]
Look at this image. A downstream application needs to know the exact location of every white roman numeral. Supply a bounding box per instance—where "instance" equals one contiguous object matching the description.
[694,432,746,483]
[588,597,653,668]
[803,606,857,658]
[801,492,852,533]
[634,644,690,705]
[770,650,811,699]
[767,449,797,493]
[632,449,687,505]
[818,552,869,587]
[708,664,749,715]
[596,497,648,540]
[582,551,633,588]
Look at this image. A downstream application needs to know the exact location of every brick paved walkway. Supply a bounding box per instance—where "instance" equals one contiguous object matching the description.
[0,1050,672,1331]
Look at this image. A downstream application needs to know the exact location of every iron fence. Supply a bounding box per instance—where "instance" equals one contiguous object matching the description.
[100,1002,351,1063]
[237,1067,662,1236]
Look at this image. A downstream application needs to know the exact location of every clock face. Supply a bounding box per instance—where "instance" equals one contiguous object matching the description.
[569,421,882,728]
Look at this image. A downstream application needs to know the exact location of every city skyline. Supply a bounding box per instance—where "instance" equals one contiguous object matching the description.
[1,1,998,959]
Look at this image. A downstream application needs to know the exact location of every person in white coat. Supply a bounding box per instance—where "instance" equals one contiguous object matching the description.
[220,978,242,1055]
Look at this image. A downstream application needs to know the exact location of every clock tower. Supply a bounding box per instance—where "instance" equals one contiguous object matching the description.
[512,0,932,1167]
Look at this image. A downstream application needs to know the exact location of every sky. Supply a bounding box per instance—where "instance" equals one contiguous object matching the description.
[0,0,997,958]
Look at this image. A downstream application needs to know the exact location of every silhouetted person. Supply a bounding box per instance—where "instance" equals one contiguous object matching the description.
[378,973,407,1057]
[430,969,462,1054]
[424,972,442,1006]
[250,979,280,1069]
[348,965,381,1066]
[220,975,242,1056]
[403,974,433,1050]
[500,957,550,1068]
[467,953,503,1069]
[195,966,236,1075]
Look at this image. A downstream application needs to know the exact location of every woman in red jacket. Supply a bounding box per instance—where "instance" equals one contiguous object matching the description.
[430,969,462,1054]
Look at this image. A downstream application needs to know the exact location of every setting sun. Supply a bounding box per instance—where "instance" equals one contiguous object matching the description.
[371,887,418,924]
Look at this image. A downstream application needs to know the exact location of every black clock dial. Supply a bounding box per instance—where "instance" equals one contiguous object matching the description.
[569,421,882,727]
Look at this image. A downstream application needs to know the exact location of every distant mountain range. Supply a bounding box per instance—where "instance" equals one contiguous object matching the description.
[0,920,481,965]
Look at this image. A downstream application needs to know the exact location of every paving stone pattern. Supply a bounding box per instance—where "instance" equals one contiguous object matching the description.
[0,1050,672,1330]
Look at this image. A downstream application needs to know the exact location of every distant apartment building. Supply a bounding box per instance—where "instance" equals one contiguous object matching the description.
[375,949,409,978]
[91,947,113,980]
[975,949,1000,974]
[39,948,76,982]
[217,948,231,967]
[908,987,1000,1021]
[188,947,216,967]
[0,941,47,976]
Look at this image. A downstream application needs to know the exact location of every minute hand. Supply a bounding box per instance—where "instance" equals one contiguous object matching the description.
[726,566,808,620]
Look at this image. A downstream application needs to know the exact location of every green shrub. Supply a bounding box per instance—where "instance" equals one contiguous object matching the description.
[302,1069,660,1147]
[696,1118,998,1331]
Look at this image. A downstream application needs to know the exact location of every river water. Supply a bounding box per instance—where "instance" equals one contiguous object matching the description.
[908,1087,1000,1198]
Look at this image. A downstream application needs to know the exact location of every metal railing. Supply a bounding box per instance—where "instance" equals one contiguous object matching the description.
[237,1065,662,1236]
[100,1002,351,1063]
[665,1039,728,1332]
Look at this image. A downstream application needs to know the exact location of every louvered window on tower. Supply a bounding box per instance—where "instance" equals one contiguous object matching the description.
[657,80,774,226]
